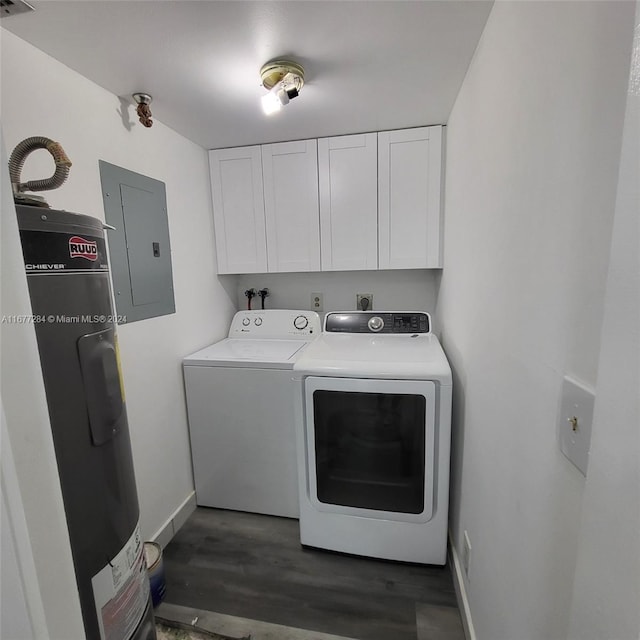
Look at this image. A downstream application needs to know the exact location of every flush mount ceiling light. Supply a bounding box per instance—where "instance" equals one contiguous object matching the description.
[260,59,304,115]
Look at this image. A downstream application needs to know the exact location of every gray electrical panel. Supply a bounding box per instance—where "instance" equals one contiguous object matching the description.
[99,161,175,323]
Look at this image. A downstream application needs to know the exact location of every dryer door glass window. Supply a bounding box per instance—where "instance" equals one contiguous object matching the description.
[312,390,426,514]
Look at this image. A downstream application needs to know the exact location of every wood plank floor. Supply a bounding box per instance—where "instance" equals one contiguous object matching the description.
[162,508,462,640]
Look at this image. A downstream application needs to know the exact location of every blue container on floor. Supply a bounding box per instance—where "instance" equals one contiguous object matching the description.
[144,541,166,607]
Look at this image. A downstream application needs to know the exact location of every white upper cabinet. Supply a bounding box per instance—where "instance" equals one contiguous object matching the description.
[262,140,320,273]
[209,126,444,274]
[209,146,267,274]
[378,126,443,269]
[318,133,378,271]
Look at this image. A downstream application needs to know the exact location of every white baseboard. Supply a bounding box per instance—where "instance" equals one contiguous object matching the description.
[150,491,197,549]
[449,532,477,640]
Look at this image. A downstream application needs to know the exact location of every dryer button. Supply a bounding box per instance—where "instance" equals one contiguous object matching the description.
[368,316,384,332]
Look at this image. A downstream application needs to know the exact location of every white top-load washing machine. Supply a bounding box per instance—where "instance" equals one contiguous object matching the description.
[293,311,452,565]
[183,309,321,518]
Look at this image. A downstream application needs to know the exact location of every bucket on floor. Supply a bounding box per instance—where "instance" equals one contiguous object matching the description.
[144,541,166,607]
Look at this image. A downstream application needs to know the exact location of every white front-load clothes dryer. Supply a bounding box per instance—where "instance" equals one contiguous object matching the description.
[183,309,321,518]
[292,311,452,564]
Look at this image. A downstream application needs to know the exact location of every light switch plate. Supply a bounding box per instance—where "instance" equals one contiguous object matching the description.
[558,375,595,476]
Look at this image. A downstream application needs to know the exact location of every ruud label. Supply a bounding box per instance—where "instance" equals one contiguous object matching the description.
[20,230,108,273]
[69,236,98,261]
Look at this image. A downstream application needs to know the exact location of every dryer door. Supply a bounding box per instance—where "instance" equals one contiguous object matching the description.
[303,377,436,523]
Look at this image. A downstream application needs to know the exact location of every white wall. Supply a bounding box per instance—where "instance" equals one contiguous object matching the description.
[1,486,33,640]
[436,2,635,639]
[2,402,42,640]
[567,5,640,639]
[236,270,441,329]
[0,25,236,609]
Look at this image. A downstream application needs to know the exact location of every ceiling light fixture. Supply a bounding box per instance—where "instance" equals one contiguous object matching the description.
[260,59,304,115]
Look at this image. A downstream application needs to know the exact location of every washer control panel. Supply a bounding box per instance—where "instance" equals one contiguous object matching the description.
[229,309,321,338]
[325,312,431,334]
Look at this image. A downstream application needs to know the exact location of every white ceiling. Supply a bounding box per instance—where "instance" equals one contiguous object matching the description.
[2,1,493,150]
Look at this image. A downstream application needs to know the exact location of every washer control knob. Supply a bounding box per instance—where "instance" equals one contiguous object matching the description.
[368,316,384,332]
[254,317,263,326]
[242,317,250,326]
[294,315,309,330]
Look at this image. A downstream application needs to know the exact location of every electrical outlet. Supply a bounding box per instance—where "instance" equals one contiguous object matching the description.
[311,292,323,312]
[462,530,471,577]
[356,293,373,311]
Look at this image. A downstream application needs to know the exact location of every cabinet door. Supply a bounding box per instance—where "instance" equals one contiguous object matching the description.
[262,140,320,273]
[378,126,443,269]
[318,133,378,271]
[209,146,267,274]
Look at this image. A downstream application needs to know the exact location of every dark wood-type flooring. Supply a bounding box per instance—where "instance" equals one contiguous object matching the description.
[162,508,462,640]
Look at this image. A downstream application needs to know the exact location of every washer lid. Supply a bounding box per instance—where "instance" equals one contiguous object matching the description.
[183,338,308,369]
[293,333,452,382]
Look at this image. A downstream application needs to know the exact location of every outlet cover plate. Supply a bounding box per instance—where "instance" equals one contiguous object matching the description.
[311,292,323,312]
[356,293,373,311]
[558,375,595,476]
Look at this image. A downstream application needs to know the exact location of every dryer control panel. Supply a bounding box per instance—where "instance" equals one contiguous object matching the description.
[325,312,431,334]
